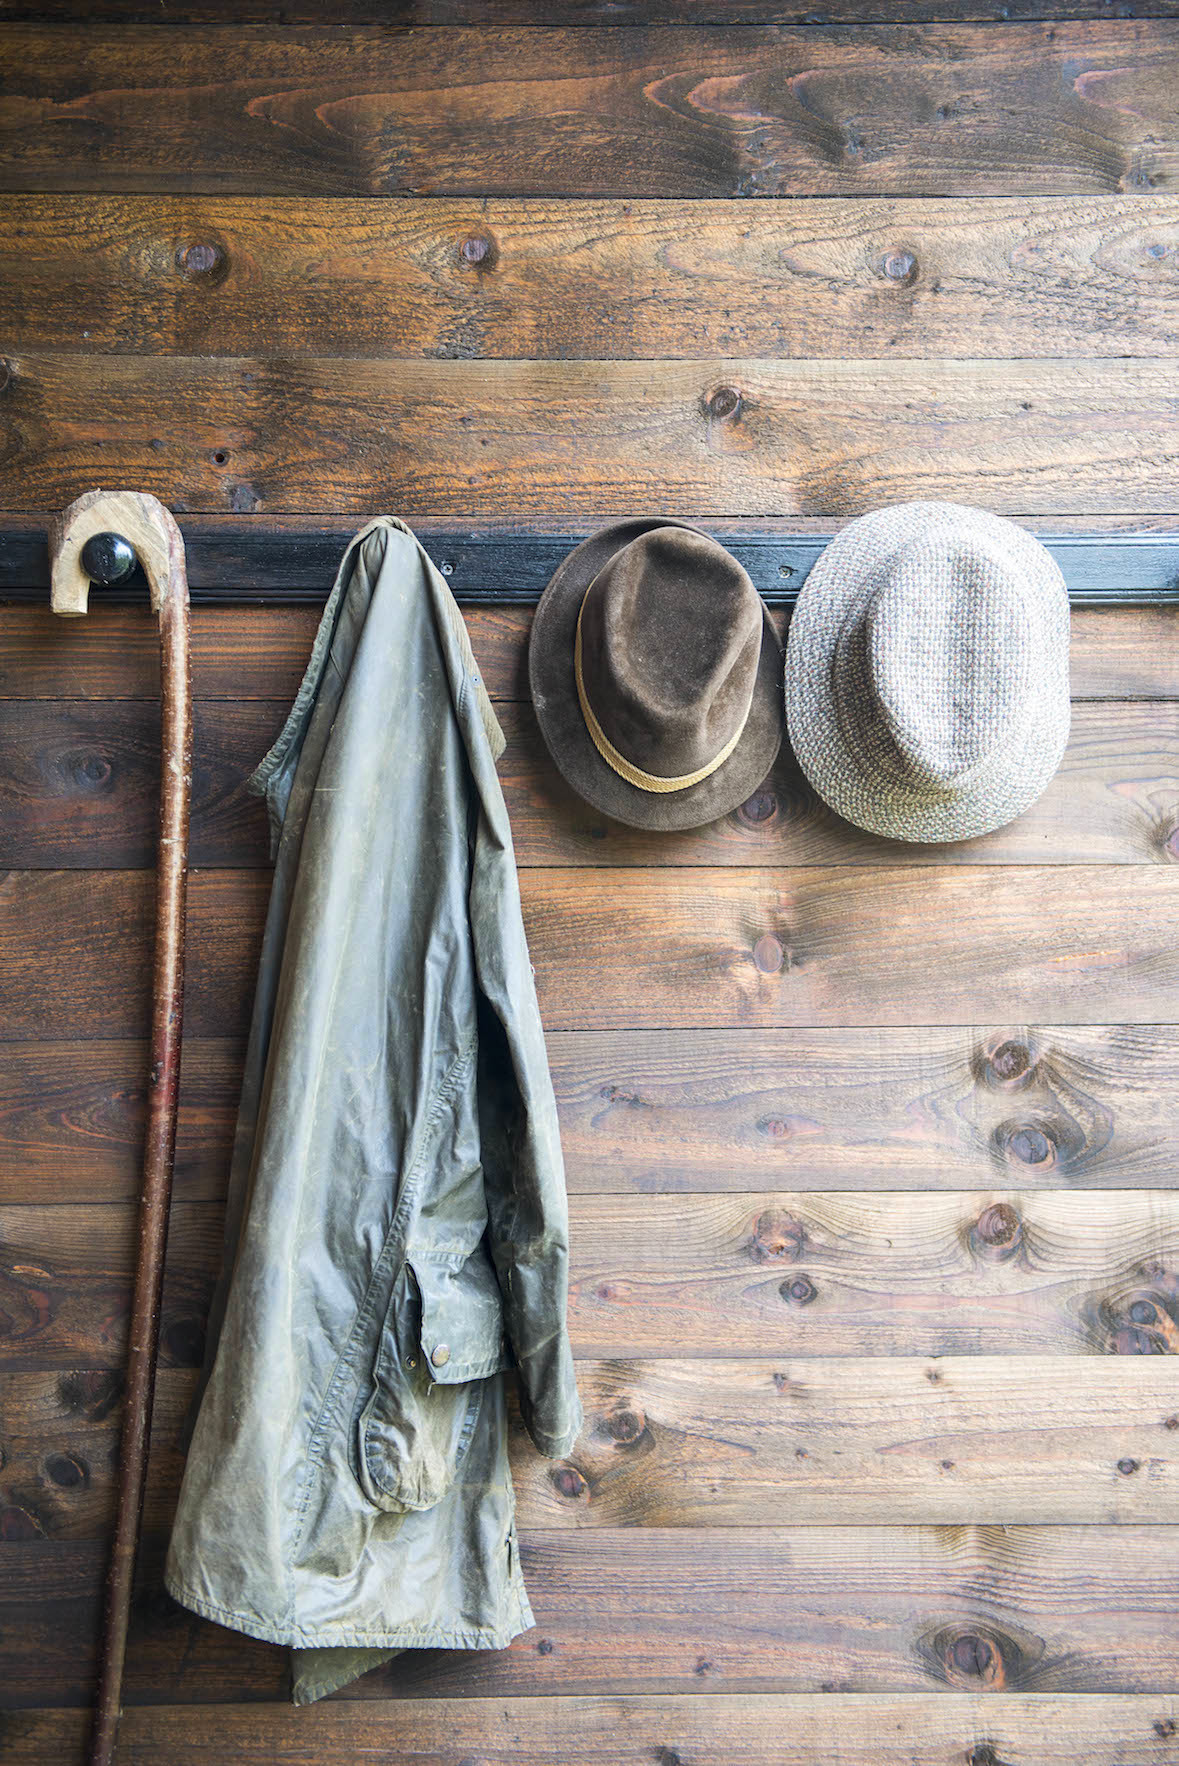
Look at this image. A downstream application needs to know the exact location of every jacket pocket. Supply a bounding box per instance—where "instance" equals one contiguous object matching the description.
[356,1245,512,1513]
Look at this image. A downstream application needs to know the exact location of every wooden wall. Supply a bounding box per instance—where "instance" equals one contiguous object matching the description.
[2,8,1179,1764]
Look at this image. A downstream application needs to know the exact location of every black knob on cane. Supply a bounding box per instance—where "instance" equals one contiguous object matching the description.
[81,531,137,586]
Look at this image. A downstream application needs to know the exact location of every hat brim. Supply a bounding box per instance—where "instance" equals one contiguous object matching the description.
[784,502,1071,844]
[529,519,784,833]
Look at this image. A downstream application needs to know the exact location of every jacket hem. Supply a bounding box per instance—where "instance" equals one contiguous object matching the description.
[164,1571,534,1653]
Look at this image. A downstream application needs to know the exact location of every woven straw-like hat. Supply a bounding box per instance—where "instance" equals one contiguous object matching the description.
[530,519,782,831]
[784,501,1070,843]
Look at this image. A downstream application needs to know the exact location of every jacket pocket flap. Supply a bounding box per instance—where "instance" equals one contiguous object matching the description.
[408,1249,512,1384]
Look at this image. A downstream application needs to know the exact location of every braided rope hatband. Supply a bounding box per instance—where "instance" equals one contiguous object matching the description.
[573,593,746,793]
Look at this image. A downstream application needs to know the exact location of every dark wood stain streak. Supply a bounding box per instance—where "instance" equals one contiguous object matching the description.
[3,24,1179,198]
[4,195,1179,360]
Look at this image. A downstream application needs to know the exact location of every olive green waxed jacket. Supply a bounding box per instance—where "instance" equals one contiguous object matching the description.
[164,518,582,1704]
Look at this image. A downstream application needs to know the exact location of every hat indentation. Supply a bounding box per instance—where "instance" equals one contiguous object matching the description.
[578,527,762,785]
[865,537,1034,791]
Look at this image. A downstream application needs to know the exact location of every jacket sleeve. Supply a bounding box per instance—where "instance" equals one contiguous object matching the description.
[468,787,583,1462]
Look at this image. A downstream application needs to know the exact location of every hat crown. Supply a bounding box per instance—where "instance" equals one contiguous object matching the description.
[866,534,1033,789]
[580,527,762,779]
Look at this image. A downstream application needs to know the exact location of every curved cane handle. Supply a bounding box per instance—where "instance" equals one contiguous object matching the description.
[50,488,187,618]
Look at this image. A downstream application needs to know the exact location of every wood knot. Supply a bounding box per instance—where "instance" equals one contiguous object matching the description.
[160,1314,206,1367]
[57,1369,123,1422]
[1105,1286,1178,1355]
[0,1504,45,1541]
[537,1637,555,1655]
[603,1403,647,1445]
[706,385,742,421]
[44,1452,89,1489]
[935,1626,1009,1688]
[1117,1457,1140,1476]
[750,1209,805,1263]
[981,1036,1034,1088]
[882,249,918,285]
[736,788,779,828]
[550,1462,589,1501]
[1004,1123,1056,1169]
[459,233,496,268]
[0,357,10,393]
[779,1274,817,1307]
[969,1202,1023,1263]
[753,933,784,974]
[177,240,227,281]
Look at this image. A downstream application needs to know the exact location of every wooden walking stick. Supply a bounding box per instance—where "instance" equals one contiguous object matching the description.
[51,491,193,1766]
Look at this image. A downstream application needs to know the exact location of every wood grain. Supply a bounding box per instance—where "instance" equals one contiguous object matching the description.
[5,194,1179,359]
[3,1357,1177,1539]
[6,354,1179,517]
[3,864,1179,1038]
[1,697,1175,868]
[2,1190,1176,1366]
[0,700,277,868]
[3,24,1179,198]
[7,1526,1179,1703]
[3,603,1175,703]
[498,700,1179,867]
[10,0,1179,20]
[6,1696,1179,1766]
[0,1039,242,1206]
[548,1024,1179,1192]
[5,1022,1176,1206]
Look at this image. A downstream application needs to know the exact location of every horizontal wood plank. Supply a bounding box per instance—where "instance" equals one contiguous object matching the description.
[3,24,1179,198]
[5,194,1179,359]
[548,1023,1179,1192]
[6,1696,1179,1766]
[0,1038,241,1206]
[4,1357,1178,1539]
[1,697,1175,868]
[3,865,1178,1038]
[6,354,1179,516]
[3,1023,1179,1205]
[0,699,277,869]
[2,1190,1176,1367]
[7,1526,1179,1703]
[10,0,1179,19]
[2,603,1175,703]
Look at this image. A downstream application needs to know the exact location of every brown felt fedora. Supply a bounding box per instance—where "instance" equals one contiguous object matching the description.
[529,519,783,831]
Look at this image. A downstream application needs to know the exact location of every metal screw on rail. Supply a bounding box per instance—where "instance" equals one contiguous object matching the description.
[50,491,193,1766]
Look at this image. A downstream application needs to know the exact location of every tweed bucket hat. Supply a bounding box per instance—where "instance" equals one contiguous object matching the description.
[529,519,783,831]
[784,501,1070,843]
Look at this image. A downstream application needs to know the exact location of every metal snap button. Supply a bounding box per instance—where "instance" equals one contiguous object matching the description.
[431,1343,451,1367]
[405,1355,418,1369]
